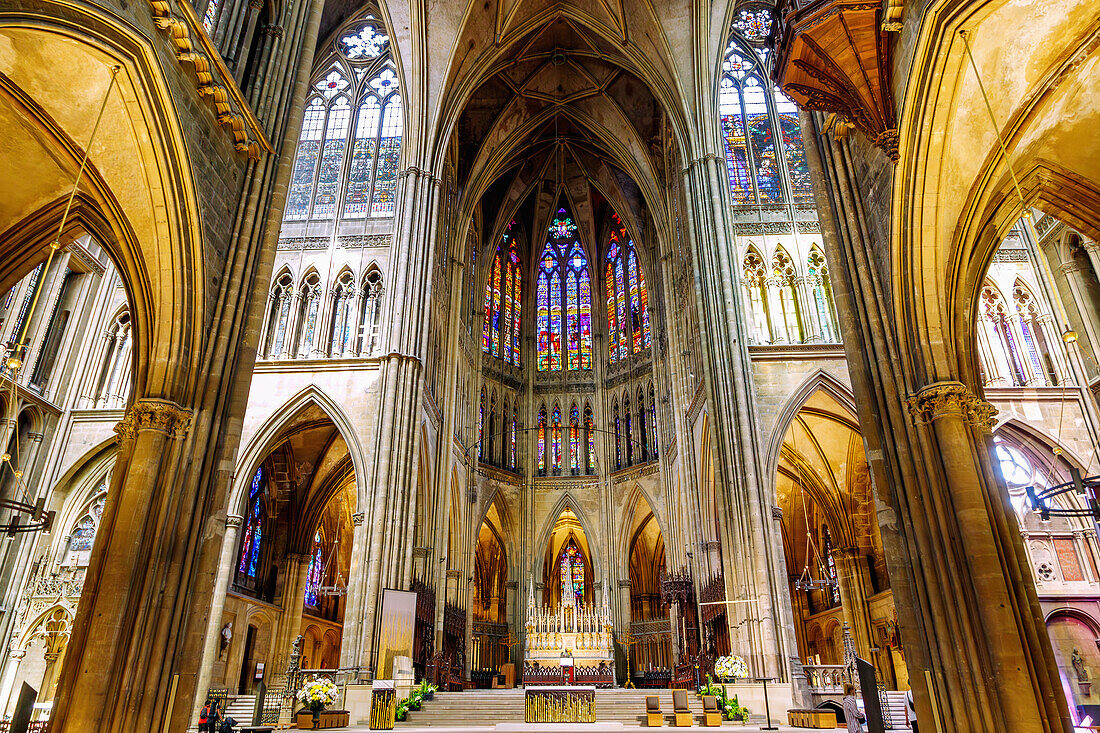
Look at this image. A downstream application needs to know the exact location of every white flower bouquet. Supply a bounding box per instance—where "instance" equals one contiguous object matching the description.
[297,675,339,712]
[713,655,749,681]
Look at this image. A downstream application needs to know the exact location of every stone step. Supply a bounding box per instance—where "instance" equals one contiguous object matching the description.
[395,689,722,728]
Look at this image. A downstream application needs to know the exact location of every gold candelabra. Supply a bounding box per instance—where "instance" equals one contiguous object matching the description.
[616,631,638,688]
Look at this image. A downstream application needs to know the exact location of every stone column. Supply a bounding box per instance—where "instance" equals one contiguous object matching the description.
[0,649,25,714]
[669,602,680,665]
[339,511,368,668]
[273,553,310,674]
[48,399,193,731]
[344,165,440,671]
[681,151,789,681]
[831,547,875,662]
[802,110,1072,732]
[194,514,243,715]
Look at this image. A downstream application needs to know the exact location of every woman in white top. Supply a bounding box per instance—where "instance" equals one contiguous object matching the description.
[842,683,866,733]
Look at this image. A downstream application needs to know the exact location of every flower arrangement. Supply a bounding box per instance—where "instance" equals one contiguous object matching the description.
[395,681,437,721]
[296,676,339,712]
[701,675,749,721]
[713,655,749,681]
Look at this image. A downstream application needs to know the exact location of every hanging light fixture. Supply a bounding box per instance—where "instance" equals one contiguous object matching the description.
[0,65,120,537]
[788,424,838,594]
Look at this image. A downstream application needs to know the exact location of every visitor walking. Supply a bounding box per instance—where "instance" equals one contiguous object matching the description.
[199,697,221,733]
[843,684,866,733]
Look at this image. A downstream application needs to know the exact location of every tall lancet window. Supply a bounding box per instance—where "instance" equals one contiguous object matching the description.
[807,247,839,343]
[305,531,323,607]
[482,223,522,365]
[606,214,651,363]
[560,539,585,604]
[537,207,592,371]
[238,467,266,582]
[720,10,814,205]
[283,15,401,221]
[537,406,547,475]
[569,404,580,475]
[551,404,563,471]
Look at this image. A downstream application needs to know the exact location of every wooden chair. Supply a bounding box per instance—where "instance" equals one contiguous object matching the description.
[672,689,692,727]
[701,695,721,727]
[646,695,663,727]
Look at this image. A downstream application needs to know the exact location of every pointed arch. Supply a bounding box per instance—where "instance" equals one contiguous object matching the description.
[764,369,858,480]
[531,493,603,582]
[229,385,367,514]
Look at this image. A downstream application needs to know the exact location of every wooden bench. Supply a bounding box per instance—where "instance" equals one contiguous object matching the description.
[787,708,838,728]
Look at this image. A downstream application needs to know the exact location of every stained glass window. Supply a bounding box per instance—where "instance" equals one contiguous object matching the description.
[511,406,518,469]
[370,95,402,217]
[569,405,580,474]
[606,219,651,363]
[312,96,351,219]
[823,526,840,606]
[613,402,622,470]
[478,389,485,460]
[537,407,547,474]
[551,405,562,471]
[536,208,591,371]
[649,387,658,459]
[343,97,380,217]
[807,248,838,343]
[339,22,389,59]
[720,28,815,207]
[69,488,106,554]
[284,19,402,223]
[481,228,521,366]
[305,531,323,607]
[238,467,265,579]
[202,0,219,33]
[584,404,595,474]
[624,395,633,466]
[559,540,585,603]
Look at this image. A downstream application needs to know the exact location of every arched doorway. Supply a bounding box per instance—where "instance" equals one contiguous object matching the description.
[773,387,906,691]
[471,499,508,681]
[625,493,671,677]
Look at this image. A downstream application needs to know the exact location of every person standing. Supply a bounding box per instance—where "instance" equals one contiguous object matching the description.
[843,683,866,733]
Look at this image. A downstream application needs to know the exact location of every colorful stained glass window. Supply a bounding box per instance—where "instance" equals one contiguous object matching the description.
[551,405,562,470]
[774,91,813,203]
[238,467,265,578]
[285,23,401,222]
[606,221,651,362]
[613,403,622,469]
[537,407,547,473]
[478,389,485,460]
[343,97,381,217]
[537,268,550,371]
[370,96,402,217]
[481,230,521,366]
[202,0,219,33]
[490,253,502,357]
[721,29,815,207]
[584,405,595,474]
[312,96,352,218]
[559,540,585,603]
[305,531,324,606]
[624,396,633,465]
[536,207,591,371]
[511,407,517,469]
[823,526,840,606]
[285,99,325,220]
[569,405,580,473]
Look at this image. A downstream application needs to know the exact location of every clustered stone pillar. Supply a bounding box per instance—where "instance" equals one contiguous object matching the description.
[830,546,875,663]
[194,514,244,704]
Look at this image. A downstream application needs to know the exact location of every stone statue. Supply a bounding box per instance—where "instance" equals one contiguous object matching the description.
[220,622,233,654]
[1073,648,1089,682]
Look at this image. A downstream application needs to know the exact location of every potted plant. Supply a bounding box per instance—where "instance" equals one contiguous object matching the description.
[396,699,409,721]
[713,655,749,683]
[296,675,339,728]
[419,680,437,701]
[408,691,423,711]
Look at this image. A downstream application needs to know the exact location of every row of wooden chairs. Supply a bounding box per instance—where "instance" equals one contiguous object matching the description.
[645,690,721,727]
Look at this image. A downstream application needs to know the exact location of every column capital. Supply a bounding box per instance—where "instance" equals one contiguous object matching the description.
[226,514,244,529]
[352,511,365,526]
[905,381,997,432]
[618,579,632,589]
[114,399,193,442]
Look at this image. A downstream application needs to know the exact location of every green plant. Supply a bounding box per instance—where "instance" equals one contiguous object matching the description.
[396,700,409,721]
[408,692,422,711]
